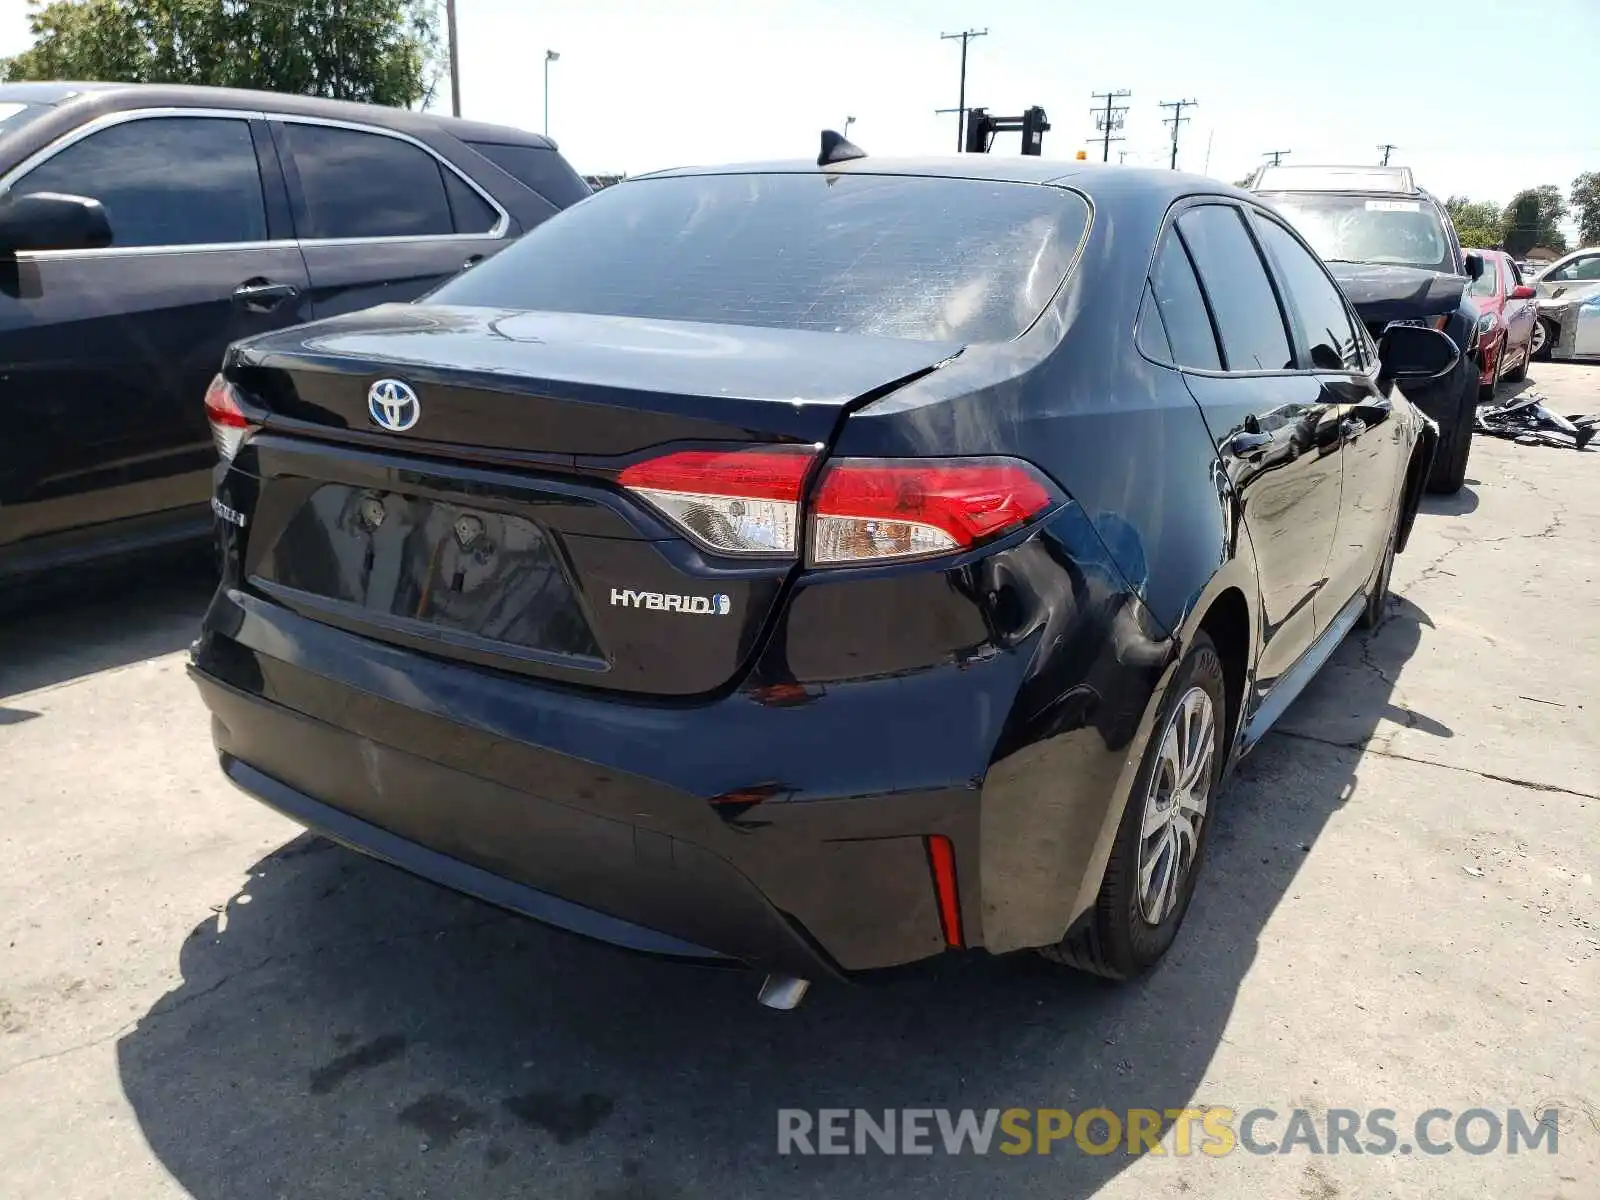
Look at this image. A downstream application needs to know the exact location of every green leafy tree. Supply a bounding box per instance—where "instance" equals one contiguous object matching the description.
[1445,195,1502,250]
[0,0,440,109]
[1500,185,1569,257]
[1572,171,1600,246]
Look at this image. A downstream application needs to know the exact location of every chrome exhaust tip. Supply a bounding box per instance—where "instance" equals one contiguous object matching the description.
[756,974,810,1010]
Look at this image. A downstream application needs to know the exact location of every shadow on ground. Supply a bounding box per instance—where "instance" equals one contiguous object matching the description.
[115,595,1439,1199]
[0,548,214,701]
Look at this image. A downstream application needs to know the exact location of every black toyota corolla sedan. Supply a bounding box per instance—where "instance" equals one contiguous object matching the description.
[190,144,1455,1004]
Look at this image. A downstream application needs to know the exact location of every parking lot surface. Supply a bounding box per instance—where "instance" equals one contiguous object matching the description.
[2,365,1596,1200]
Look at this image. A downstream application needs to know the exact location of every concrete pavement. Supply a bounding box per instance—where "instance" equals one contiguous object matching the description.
[2,364,1596,1199]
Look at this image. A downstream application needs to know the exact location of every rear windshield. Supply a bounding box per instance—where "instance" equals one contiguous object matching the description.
[465,141,592,209]
[430,171,1092,344]
[1258,191,1453,274]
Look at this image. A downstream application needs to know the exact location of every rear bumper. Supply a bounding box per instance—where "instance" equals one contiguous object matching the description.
[215,747,735,963]
[190,587,1016,978]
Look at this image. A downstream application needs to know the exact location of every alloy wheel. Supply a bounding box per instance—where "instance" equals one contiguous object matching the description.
[1530,319,1547,357]
[1135,686,1216,925]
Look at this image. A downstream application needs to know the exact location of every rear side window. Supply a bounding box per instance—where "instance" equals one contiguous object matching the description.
[467,141,591,208]
[1177,205,1293,371]
[431,172,1093,344]
[441,169,498,233]
[1253,215,1366,371]
[14,115,266,248]
[280,123,455,239]
[1148,232,1221,370]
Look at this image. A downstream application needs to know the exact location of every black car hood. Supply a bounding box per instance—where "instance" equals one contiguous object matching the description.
[1326,263,1467,324]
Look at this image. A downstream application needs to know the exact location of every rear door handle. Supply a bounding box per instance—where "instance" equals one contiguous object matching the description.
[233,279,300,313]
[462,253,484,270]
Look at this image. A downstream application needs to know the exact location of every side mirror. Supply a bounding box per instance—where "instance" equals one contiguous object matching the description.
[0,191,112,255]
[1463,252,1485,281]
[1378,323,1460,383]
[1509,284,1536,300]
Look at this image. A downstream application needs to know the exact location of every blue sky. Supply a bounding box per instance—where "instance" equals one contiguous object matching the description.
[5,0,1598,234]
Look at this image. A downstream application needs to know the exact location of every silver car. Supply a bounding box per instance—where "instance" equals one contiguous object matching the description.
[1530,247,1600,359]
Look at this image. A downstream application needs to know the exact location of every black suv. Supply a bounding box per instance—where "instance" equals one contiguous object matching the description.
[1248,164,1483,494]
[0,82,589,582]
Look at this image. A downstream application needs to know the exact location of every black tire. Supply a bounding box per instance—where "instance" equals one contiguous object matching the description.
[1358,504,1399,631]
[1425,367,1474,495]
[1506,336,1530,383]
[1531,317,1556,362]
[1477,337,1502,404]
[1039,634,1227,980]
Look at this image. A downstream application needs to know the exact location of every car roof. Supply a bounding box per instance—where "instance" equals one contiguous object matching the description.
[634,155,1246,201]
[0,81,557,149]
[1251,163,1418,194]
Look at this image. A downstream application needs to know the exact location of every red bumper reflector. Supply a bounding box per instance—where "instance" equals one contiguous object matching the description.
[927,834,963,947]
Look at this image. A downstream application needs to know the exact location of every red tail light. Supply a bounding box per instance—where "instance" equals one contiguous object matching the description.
[810,457,1056,564]
[204,374,255,462]
[619,445,818,554]
[927,834,963,947]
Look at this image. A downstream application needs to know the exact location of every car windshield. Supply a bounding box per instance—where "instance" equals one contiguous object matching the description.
[1257,191,1454,274]
[431,171,1093,344]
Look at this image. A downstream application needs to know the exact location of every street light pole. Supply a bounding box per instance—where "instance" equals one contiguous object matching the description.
[544,49,560,137]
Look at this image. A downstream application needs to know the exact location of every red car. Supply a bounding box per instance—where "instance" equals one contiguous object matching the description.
[1466,248,1539,399]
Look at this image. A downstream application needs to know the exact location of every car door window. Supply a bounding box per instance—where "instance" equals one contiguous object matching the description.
[12,115,266,248]
[1253,214,1368,371]
[1176,205,1294,371]
[1467,254,1501,297]
[1549,255,1600,282]
[280,122,458,239]
[1148,231,1222,370]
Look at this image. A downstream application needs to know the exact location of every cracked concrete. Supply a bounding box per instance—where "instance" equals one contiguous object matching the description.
[1,363,1596,1199]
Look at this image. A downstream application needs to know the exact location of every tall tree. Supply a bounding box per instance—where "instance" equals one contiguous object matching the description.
[1500,185,1569,257]
[1445,195,1501,250]
[0,0,440,109]
[1572,171,1600,246]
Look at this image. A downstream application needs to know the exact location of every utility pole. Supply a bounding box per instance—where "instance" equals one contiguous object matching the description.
[1378,143,1397,166]
[1090,89,1131,162]
[445,0,461,117]
[1263,149,1291,166]
[544,49,560,136]
[937,29,988,152]
[1159,98,1196,169]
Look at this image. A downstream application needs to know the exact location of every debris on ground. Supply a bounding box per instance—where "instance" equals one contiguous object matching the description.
[1476,392,1599,450]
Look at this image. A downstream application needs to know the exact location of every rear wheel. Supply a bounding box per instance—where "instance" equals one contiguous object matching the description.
[1531,317,1555,361]
[1039,634,1226,980]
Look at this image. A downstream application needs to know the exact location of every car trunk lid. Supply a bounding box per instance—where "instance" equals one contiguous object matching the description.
[223,304,962,696]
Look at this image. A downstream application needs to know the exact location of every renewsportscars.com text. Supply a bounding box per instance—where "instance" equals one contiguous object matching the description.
[776,1106,1561,1157]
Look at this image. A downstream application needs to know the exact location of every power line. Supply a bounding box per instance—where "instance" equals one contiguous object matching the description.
[936,29,988,153]
[1378,143,1398,166]
[1090,89,1131,163]
[1159,98,1197,170]
[1263,149,1290,166]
